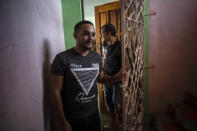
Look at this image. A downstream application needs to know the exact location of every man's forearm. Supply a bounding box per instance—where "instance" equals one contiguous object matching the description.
[51,90,69,129]
[50,75,72,131]
[98,71,122,86]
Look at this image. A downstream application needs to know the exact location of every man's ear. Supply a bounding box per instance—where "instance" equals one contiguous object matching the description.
[109,32,112,36]
[106,32,111,37]
[73,32,77,39]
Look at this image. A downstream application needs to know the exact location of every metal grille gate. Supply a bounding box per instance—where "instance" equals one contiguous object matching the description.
[121,0,144,130]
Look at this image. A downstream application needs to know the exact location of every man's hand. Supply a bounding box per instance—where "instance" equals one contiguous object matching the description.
[97,69,127,86]
[65,121,72,131]
[58,121,72,131]
[122,69,130,86]
[114,68,127,82]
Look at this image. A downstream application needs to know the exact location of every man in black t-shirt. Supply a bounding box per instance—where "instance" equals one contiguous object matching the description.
[50,20,124,131]
[101,24,122,128]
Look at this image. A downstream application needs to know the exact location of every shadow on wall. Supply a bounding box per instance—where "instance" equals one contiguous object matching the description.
[42,39,55,131]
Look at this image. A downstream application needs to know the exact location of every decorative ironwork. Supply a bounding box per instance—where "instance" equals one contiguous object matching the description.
[121,0,144,130]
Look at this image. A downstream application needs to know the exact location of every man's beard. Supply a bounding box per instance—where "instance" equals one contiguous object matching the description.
[78,41,93,50]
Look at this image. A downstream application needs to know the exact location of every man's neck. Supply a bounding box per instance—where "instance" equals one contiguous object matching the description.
[108,36,117,45]
[74,45,90,56]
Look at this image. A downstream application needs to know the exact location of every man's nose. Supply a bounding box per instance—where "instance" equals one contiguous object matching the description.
[88,34,94,40]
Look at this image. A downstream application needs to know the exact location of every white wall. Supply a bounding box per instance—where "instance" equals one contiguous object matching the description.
[84,0,116,26]
[0,0,65,130]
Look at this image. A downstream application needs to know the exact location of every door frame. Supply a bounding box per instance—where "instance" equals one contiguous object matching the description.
[95,1,121,113]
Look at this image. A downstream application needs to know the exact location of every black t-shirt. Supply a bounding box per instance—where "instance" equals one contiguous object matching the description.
[51,48,102,119]
[103,40,121,76]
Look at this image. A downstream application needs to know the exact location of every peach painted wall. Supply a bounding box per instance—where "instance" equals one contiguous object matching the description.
[148,0,197,112]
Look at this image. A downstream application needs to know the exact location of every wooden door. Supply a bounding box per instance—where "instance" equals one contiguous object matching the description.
[94,1,121,113]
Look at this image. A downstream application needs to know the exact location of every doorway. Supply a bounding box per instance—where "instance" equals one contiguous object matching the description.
[94,1,121,114]
[83,0,145,130]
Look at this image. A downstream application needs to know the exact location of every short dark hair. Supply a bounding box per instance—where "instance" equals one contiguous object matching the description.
[101,23,116,36]
[74,20,94,33]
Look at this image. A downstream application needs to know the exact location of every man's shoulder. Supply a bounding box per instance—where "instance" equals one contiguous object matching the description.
[116,40,121,46]
[89,50,101,58]
[114,40,121,51]
[56,48,74,58]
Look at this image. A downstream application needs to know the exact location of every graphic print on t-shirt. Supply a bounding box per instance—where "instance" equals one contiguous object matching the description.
[71,67,99,96]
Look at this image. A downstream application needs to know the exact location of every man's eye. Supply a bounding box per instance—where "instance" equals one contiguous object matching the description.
[83,32,88,36]
[92,33,96,37]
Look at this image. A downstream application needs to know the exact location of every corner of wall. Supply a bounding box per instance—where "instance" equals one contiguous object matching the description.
[144,0,150,124]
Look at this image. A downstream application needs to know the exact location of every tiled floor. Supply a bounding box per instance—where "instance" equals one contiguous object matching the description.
[100,112,119,131]
[98,92,120,131]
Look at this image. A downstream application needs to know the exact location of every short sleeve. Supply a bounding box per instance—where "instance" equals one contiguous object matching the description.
[50,54,66,76]
[98,55,103,72]
[94,52,103,72]
[117,42,122,64]
[118,42,121,57]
